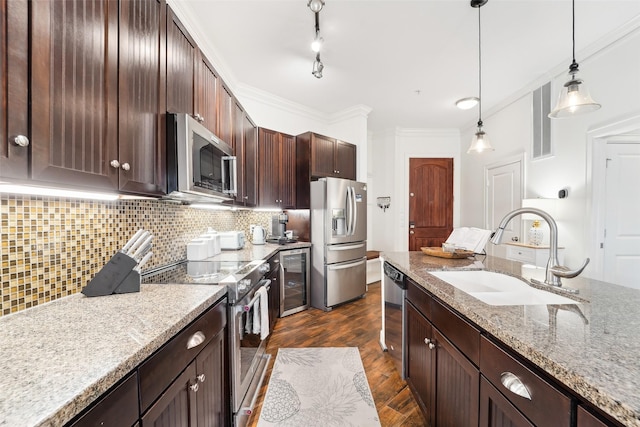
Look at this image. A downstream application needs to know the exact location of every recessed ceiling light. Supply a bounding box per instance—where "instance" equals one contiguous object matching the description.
[455,97,479,110]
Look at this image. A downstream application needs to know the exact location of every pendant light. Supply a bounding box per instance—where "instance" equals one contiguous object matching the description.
[549,0,601,118]
[467,0,494,154]
[308,0,325,78]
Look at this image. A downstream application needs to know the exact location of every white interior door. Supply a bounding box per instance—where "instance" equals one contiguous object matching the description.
[485,158,523,256]
[603,141,640,289]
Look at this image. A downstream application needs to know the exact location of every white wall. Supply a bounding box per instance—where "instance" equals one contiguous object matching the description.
[369,128,461,252]
[460,24,640,277]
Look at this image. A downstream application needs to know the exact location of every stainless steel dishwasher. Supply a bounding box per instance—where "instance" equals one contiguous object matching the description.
[382,261,406,379]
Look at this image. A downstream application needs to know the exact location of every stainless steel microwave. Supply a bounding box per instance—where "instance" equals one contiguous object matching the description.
[166,113,237,203]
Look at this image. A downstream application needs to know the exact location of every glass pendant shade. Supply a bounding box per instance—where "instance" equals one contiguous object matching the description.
[549,69,601,118]
[308,0,324,13]
[467,124,494,154]
[311,33,323,52]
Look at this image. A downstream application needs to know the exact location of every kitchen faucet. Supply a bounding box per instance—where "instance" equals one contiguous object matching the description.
[490,207,589,290]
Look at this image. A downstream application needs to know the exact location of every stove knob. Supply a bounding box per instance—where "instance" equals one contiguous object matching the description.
[238,278,251,291]
[258,264,270,274]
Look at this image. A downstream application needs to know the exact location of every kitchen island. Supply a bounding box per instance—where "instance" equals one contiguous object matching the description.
[382,251,640,427]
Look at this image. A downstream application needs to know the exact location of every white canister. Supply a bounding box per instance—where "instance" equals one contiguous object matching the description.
[200,232,221,257]
[187,239,208,260]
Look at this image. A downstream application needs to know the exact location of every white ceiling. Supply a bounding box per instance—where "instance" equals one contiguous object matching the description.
[174,0,640,133]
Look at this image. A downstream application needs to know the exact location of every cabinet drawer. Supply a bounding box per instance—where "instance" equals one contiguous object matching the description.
[431,297,480,366]
[506,245,536,263]
[406,277,431,319]
[139,299,227,413]
[480,336,571,427]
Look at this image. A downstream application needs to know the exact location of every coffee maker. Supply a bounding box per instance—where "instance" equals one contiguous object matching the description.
[271,213,288,239]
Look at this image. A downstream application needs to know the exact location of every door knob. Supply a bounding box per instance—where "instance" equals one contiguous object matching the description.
[410,192,415,197]
[410,230,415,235]
[13,135,30,147]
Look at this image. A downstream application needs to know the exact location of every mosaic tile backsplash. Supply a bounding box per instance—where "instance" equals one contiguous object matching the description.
[0,195,278,316]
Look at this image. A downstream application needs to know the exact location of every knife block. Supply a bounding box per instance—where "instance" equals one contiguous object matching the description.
[82,252,141,297]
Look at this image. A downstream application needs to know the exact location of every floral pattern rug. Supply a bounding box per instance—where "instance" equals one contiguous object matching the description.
[257,347,381,426]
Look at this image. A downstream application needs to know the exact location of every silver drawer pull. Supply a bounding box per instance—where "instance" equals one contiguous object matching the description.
[190,382,199,392]
[500,372,532,400]
[186,331,206,350]
[197,374,206,383]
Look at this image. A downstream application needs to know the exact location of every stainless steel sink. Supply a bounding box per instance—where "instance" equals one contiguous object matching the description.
[429,270,577,306]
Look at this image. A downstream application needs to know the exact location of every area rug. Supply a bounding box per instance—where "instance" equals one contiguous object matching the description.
[257,347,381,426]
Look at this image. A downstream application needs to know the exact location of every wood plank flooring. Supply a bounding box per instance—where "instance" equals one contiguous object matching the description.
[247,281,427,426]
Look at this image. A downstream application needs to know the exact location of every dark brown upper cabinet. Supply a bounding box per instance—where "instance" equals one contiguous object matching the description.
[28,0,166,196]
[258,128,296,209]
[218,83,234,150]
[166,6,196,116]
[295,131,357,208]
[195,51,219,136]
[0,0,29,180]
[230,101,258,207]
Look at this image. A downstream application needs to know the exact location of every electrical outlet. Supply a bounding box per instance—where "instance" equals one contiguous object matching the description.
[250,224,256,234]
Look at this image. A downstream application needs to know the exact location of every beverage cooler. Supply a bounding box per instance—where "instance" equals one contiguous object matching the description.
[279,247,311,317]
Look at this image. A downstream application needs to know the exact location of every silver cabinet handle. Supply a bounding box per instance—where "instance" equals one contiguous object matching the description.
[121,162,130,171]
[428,342,435,350]
[186,331,206,349]
[13,135,29,147]
[328,243,365,251]
[110,160,120,168]
[190,383,199,392]
[424,338,430,345]
[500,372,532,400]
[197,374,206,383]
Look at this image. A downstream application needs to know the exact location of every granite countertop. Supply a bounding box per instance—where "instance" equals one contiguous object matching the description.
[212,241,311,262]
[0,284,226,427]
[381,251,640,427]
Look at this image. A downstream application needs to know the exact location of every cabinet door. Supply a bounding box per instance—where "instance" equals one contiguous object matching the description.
[141,363,197,427]
[118,0,167,196]
[280,133,297,209]
[233,101,246,204]
[405,302,436,426]
[576,406,612,427]
[31,0,119,189]
[310,134,336,177]
[335,140,356,180]
[195,51,218,135]
[218,83,234,149]
[166,6,195,115]
[433,327,479,427]
[195,329,228,427]
[258,128,281,208]
[479,377,534,427]
[243,115,258,206]
[0,0,29,179]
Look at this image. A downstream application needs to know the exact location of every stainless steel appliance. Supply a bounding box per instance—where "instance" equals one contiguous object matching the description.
[310,177,367,311]
[381,261,406,378]
[219,231,246,250]
[279,247,310,317]
[142,258,272,427]
[166,112,237,203]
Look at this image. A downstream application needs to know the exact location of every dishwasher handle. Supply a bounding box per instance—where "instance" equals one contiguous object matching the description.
[383,262,405,286]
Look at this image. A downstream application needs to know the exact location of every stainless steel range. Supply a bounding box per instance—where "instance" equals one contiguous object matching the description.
[142,259,272,427]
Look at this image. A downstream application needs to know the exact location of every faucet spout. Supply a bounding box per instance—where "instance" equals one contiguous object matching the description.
[491,207,589,288]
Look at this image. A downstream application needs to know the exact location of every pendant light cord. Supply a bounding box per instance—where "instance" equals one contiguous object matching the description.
[477,5,483,126]
[570,0,579,72]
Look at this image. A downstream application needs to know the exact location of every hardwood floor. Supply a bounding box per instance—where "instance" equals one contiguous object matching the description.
[247,281,427,426]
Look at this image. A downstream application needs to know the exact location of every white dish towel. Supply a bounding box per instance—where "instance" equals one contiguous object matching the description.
[255,286,270,340]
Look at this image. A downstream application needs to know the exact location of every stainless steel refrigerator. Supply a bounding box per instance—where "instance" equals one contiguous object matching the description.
[310,177,367,311]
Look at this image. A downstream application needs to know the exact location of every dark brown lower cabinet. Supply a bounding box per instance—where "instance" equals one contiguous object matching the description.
[577,406,614,427]
[479,377,534,427]
[405,299,479,427]
[142,364,197,426]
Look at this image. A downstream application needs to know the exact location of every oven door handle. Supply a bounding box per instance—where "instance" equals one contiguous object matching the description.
[243,279,271,312]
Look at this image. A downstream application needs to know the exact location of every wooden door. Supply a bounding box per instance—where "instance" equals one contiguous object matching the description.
[405,302,435,426]
[118,0,166,196]
[141,363,197,426]
[258,128,281,208]
[218,83,234,149]
[195,51,218,135]
[166,6,195,115]
[243,115,258,206]
[280,133,297,209]
[31,0,119,190]
[310,134,335,177]
[479,377,533,427]
[0,0,29,180]
[486,159,522,248]
[195,330,228,427]
[336,140,357,180]
[433,328,479,427]
[603,141,640,289]
[408,158,453,250]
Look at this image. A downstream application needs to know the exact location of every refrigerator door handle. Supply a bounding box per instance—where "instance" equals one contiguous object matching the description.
[345,186,352,236]
[328,258,366,270]
[350,186,358,236]
[327,243,366,251]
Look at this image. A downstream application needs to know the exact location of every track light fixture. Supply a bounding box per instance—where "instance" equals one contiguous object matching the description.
[308,0,325,78]
[467,0,494,154]
[549,0,601,118]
